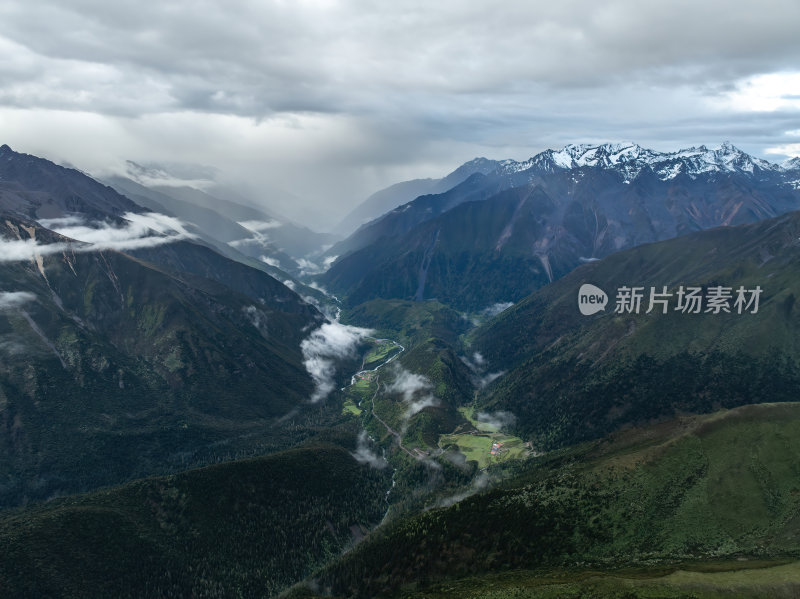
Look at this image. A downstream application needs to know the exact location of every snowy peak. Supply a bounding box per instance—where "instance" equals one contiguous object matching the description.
[492,141,790,184]
[551,142,656,169]
[781,156,800,171]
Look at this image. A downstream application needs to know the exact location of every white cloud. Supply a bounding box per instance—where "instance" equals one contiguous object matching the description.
[306,280,331,296]
[386,369,431,403]
[477,371,505,388]
[259,255,281,268]
[0,238,71,262]
[238,220,282,232]
[228,221,287,256]
[0,212,194,263]
[719,72,800,113]
[386,365,440,418]
[296,257,323,276]
[482,302,514,318]
[767,143,800,158]
[437,472,492,508]
[0,291,35,310]
[242,305,267,333]
[300,320,373,402]
[476,410,517,431]
[461,351,505,389]
[350,431,388,469]
[124,160,216,189]
[41,212,194,251]
[322,255,338,270]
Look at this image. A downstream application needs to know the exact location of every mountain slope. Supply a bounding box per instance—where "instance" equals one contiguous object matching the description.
[0,145,142,221]
[0,208,330,506]
[323,170,511,264]
[471,208,800,449]
[105,175,299,263]
[317,403,800,598]
[0,442,390,598]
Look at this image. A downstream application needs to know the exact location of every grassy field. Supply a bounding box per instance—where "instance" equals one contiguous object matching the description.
[439,408,529,468]
[342,399,362,416]
[341,377,376,416]
[434,406,529,468]
[363,338,403,370]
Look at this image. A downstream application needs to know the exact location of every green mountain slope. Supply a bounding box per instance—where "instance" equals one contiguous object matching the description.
[316,403,800,598]
[472,210,800,449]
[0,442,390,598]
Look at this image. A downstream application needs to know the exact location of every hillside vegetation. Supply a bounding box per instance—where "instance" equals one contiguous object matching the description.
[473,211,800,449]
[316,403,800,598]
[0,442,390,598]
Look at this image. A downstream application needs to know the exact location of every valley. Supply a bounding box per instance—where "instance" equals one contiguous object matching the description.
[2,142,800,597]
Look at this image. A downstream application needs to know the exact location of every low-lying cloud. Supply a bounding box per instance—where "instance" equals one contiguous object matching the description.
[476,410,516,431]
[242,305,268,335]
[350,431,388,469]
[436,472,493,508]
[482,301,514,318]
[228,220,285,257]
[461,351,505,389]
[259,255,281,268]
[238,220,282,232]
[0,291,35,310]
[41,212,195,251]
[301,320,373,402]
[296,257,324,276]
[386,365,440,418]
[467,302,515,326]
[0,212,194,264]
[0,238,70,262]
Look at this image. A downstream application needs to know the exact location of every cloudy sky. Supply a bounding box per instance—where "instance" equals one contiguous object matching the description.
[0,0,799,230]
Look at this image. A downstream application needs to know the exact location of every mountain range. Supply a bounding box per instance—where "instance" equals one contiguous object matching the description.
[321,142,800,311]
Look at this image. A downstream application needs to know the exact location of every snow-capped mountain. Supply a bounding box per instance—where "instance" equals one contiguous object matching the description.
[496,141,795,183]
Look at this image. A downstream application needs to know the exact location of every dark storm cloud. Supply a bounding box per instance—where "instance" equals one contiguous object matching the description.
[0,1,798,229]
[2,0,799,117]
